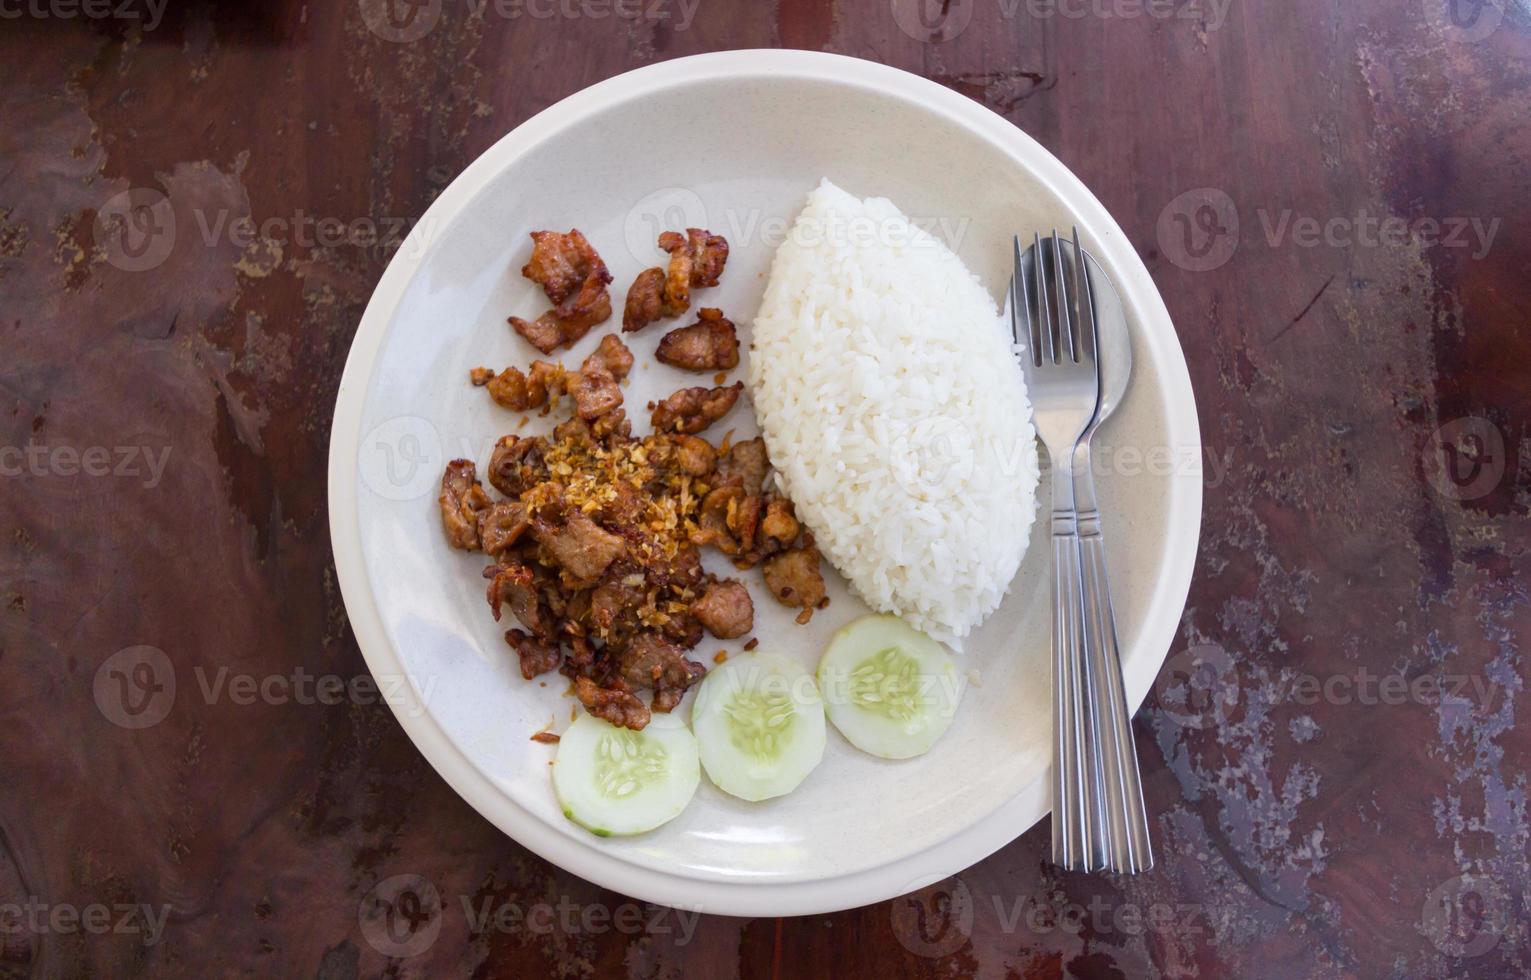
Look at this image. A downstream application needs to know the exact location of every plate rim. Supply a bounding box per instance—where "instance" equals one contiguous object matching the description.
[327,48,1203,917]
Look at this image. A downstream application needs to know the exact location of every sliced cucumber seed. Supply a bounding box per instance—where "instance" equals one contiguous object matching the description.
[594,729,668,799]
[819,615,963,760]
[723,690,798,761]
[848,647,923,721]
[553,712,699,836]
[692,651,827,802]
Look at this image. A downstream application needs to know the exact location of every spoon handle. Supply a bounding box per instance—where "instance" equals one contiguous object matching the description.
[1073,441,1154,873]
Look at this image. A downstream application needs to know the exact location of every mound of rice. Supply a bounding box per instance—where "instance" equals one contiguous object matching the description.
[749,180,1040,647]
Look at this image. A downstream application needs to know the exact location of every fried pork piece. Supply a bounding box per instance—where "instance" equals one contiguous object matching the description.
[622,267,666,332]
[469,366,496,386]
[658,228,729,316]
[505,629,562,680]
[509,275,612,354]
[716,436,768,493]
[485,335,633,419]
[477,501,530,557]
[487,435,548,497]
[534,510,626,585]
[589,333,634,380]
[567,363,623,420]
[693,486,745,555]
[511,230,614,354]
[590,407,631,442]
[655,308,740,372]
[590,572,644,643]
[575,675,651,730]
[670,435,715,476]
[651,382,744,435]
[485,560,551,635]
[759,495,800,549]
[522,229,603,305]
[763,547,827,612]
[616,633,706,713]
[486,360,566,412]
[692,580,754,639]
[647,541,705,596]
[440,459,492,550]
[567,335,633,420]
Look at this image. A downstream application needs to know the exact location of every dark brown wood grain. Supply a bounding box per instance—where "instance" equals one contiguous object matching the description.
[2,1,1528,977]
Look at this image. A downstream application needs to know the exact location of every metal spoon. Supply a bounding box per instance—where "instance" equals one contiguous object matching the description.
[1070,245,1152,873]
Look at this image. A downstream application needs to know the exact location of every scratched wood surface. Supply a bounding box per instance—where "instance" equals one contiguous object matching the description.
[2,1,1528,977]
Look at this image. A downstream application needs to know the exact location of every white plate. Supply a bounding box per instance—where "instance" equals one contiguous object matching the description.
[328,50,1201,917]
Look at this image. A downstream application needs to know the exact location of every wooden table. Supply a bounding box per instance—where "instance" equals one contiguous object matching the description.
[3,1,1527,976]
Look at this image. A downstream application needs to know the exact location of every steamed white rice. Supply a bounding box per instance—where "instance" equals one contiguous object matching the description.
[748,180,1040,647]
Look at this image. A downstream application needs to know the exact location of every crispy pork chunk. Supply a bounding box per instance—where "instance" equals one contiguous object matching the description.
[763,547,827,613]
[575,675,651,730]
[477,501,531,558]
[505,629,562,680]
[511,229,614,353]
[522,229,602,304]
[650,382,744,435]
[589,333,634,380]
[487,435,547,498]
[486,360,566,412]
[440,459,491,550]
[533,510,626,585]
[658,228,729,316]
[616,633,706,713]
[485,560,551,637]
[692,580,754,639]
[622,267,666,332]
[716,436,769,493]
[655,308,740,372]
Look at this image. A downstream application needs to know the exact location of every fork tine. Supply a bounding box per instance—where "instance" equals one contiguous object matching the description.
[1011,236,1032,363]
[1051,230,1075,363]
[1033,232,1054,364]
[1074,227,1098,366]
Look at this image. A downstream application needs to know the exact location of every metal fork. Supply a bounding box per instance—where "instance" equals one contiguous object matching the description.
[1012,230,1108,872]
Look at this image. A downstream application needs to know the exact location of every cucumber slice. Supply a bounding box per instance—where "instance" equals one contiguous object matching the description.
[818,614,963,759]
[691,651,827,802]
[552,711,699,836]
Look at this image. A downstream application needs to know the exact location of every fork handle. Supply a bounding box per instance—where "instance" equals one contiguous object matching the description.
[1076,502,1155,873]
[1050,505,1108,872]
